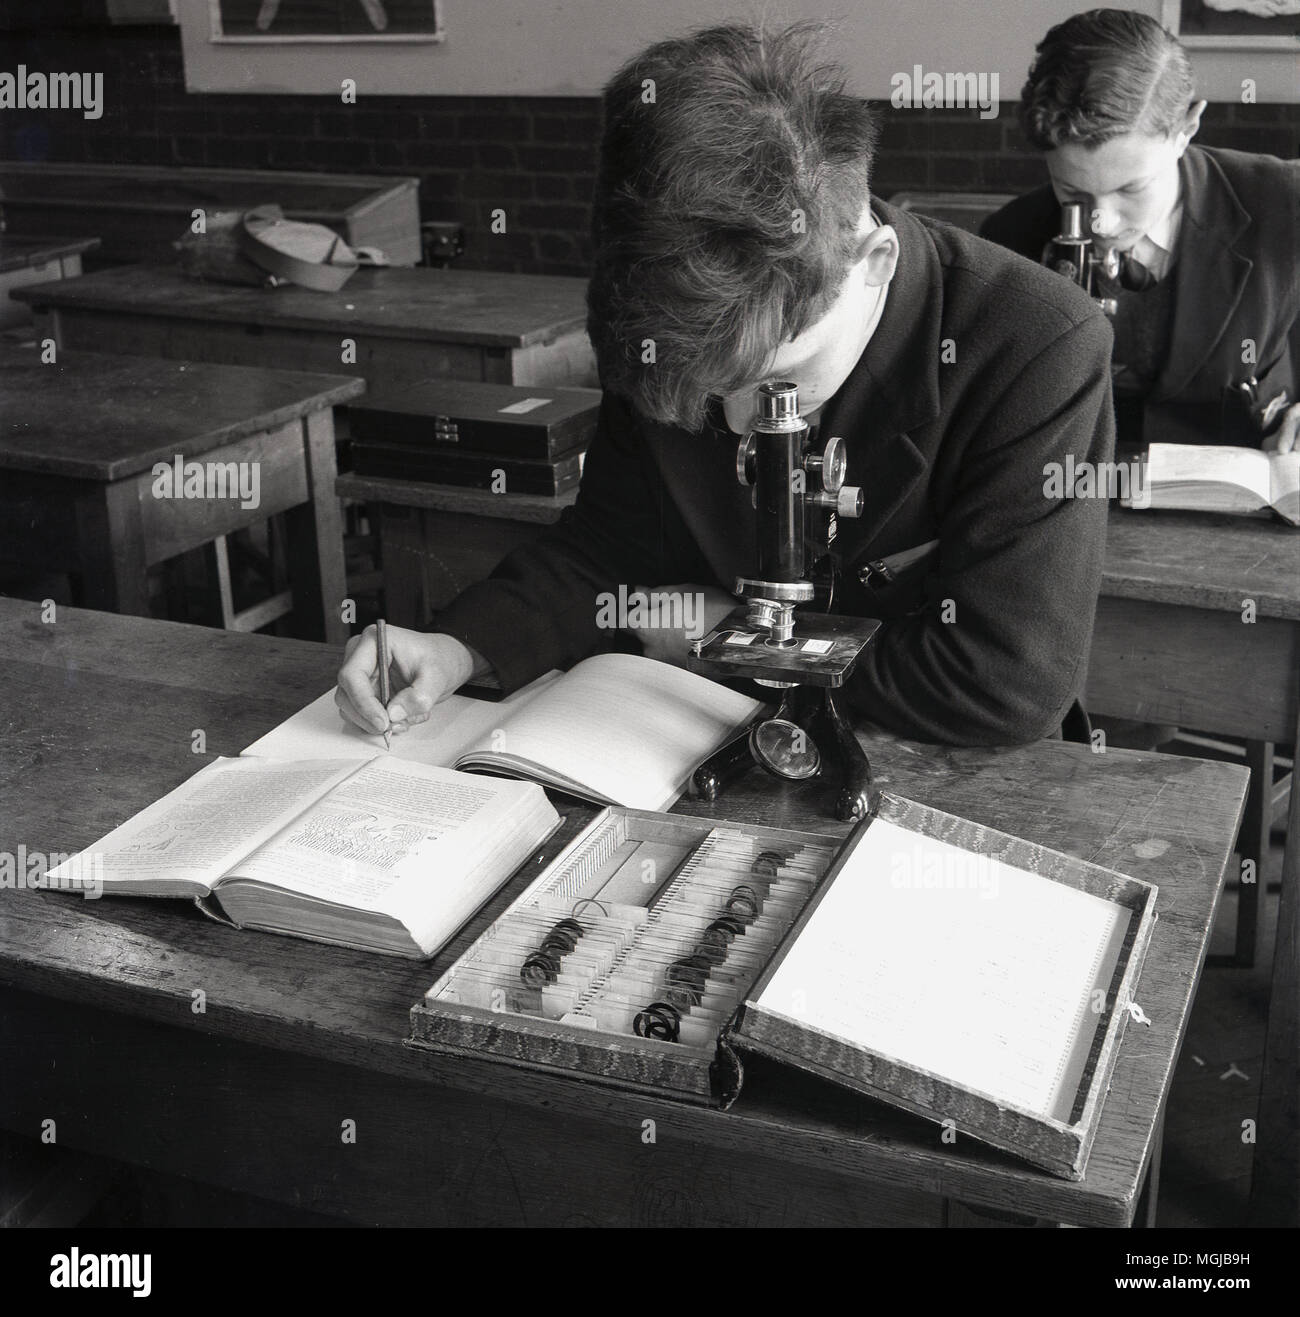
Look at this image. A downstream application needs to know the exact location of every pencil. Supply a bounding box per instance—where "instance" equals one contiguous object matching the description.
[376,617,392,750]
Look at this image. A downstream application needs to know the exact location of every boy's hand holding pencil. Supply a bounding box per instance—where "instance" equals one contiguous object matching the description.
[335,621,488,741]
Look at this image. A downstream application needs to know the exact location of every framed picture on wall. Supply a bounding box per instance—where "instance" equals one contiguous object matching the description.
[210,0,444,42]
[1160,0,1300,48]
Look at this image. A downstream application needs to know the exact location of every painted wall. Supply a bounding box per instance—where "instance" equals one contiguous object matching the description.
[178,0,1299,102]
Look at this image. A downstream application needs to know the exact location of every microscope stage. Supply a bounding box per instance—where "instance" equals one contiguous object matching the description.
[687,608,880,687]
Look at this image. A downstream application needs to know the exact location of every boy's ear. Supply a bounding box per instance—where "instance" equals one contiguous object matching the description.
[860,224,899,287]
[1178,100,1207,152]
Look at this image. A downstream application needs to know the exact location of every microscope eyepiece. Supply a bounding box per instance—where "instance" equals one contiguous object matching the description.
[1057,203,1086,241]
[758,380,800,424]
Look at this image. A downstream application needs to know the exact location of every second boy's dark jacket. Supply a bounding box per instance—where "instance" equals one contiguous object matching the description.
[981,145,1300,448]
[436,200,1116,747]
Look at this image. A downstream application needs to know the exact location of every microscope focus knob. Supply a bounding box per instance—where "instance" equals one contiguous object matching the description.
[804,436,847,493]
[1094,245,1121,280]
[837,485,864,519]
[735,434,757,486]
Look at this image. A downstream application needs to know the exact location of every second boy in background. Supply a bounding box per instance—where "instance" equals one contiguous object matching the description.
[983,7,1300,452]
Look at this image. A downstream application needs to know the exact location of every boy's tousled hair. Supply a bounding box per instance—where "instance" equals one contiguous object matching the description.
[587,22,878,430]
[1019,8,1196,152]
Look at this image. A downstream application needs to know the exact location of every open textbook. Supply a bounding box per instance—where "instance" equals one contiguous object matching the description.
[48,757,560,958]
[1128,442,1300,525]
[244,652,763,812]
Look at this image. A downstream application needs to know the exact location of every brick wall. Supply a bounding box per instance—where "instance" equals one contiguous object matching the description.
[3,23,1297,276]
[880,102,1300,194]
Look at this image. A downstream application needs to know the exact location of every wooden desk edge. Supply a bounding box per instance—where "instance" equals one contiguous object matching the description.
[0,952,1145,1227]
[10,275,589,350]
[1100,576,1300,623]
[0,235,102,269]
[0,370,366,482]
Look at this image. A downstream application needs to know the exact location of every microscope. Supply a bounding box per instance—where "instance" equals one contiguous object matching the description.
[687,380,880,822]
[1044,202,1119,317]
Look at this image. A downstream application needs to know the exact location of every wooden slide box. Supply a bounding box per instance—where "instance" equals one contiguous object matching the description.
[407,796,1159,1180]
[408,808,841,1103]
[349,379,602,461]
[352,441,584,495]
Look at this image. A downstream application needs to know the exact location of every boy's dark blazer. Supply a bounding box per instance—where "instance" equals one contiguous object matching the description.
[981,144,1300,447]
[436,200,1116,747]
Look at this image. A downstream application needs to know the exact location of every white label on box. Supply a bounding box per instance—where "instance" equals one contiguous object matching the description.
[724,632,757,646]
[498,397,552,415]
[801,639,834,655]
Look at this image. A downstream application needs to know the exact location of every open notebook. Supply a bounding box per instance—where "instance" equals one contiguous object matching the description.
[245,652,761,812]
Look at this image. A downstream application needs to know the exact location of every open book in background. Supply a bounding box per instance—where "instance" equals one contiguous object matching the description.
[245,653,762,812]
[1125,443,1300,525]
[48,757,560,959]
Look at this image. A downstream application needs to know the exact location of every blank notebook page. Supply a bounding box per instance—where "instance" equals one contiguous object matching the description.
[753,817,1129,1123]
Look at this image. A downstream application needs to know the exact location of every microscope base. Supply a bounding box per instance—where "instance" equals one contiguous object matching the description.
[692,683,875,822]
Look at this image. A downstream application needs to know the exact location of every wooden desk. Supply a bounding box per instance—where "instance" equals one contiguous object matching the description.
[0,162,422,267]
[335,471,576,625]
[14,263,597,392]
[0,349,363,644]
[1087,507,1300,1227]
[1088,508,1300,963]
[0,600,1249,1227]
[0,236,100,329]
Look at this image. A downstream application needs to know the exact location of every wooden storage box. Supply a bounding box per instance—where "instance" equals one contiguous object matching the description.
[350,379,602,461]
[410,808,841,1103]
[352,443,584,494]
[409,794,1159,1180]
[0,162,422,266]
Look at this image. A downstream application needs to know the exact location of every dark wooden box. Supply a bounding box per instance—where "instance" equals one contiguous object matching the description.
[350,379,602,461]
[352,442,583,494]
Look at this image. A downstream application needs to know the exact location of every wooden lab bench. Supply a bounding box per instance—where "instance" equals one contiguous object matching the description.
[1087,507,1298,966]
[1085,506,1300,1227]
[0,600,1250,1227]
[0,162,421,266]
[14,263,597,392]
